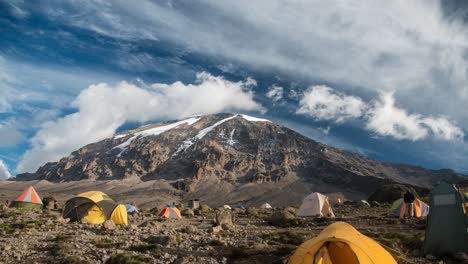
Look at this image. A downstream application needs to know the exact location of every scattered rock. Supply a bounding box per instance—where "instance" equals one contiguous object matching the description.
[181,208,194,217]
[268,210,295,227]
[183,225,198,234]
[454,252,468,262]
[246,208,258,216]
[103,220,116,230]
[284,207,297,215]
[200,204,210,211]
[212,225,223,234]
[215,210,233,226]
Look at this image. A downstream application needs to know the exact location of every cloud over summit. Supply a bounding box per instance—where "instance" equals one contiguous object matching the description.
[17,72,263,173]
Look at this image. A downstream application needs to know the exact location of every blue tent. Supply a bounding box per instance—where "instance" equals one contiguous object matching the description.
[125,204,139,215]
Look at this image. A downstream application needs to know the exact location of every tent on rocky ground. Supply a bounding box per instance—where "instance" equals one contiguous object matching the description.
[422,182,468,256]
[159,206,182,219]
[391,198,429,218]
[62,191,128,225]
[260,203,273,209]
[223,205,232,210]
[10,186,43,210]
[125,204,139,215]
[297,192,334,217]
[288,222,397,264]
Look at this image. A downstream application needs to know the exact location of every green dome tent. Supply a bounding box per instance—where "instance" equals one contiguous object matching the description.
[422,182,468,256]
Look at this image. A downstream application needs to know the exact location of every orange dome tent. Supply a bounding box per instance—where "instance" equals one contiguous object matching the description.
[159,206,182,219]
[11,186,43,209]
[288,222,397,264]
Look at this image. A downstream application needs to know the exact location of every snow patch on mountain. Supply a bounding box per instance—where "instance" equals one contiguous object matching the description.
[227,129,238,146]
[114,117,201,156]
[240,114,270,122]
[114,134,127,139]
[195,115,238,140]
[173,115,238,156]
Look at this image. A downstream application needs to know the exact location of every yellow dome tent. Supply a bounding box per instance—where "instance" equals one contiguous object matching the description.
[288,222,396,264]
[62,191,127,225]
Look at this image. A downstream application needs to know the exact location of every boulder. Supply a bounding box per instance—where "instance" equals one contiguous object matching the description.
[103,220,116,230]
[200,204,210,211]
[150,206,160,214]
[212,225,223,234]
[454,252,468,262]
[368,184,417,204]
[215,210,233,226]
[183,225,198,234]
[42,196,57,210]
[284,207,297,215]
[194,209,203,216]
[181,208,194,217]
[268,210,296,227]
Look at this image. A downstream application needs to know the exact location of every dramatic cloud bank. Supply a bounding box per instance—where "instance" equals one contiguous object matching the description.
[297,86,464,141]
[30,0,468,126]
[17,72,263,173]
[0,160,11,180]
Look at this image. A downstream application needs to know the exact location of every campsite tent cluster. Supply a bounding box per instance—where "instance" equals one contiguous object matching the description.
[7,181,468,262]
[7,187,182,225]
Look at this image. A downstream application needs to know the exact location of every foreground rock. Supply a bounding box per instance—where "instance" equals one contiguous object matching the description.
[0,203,453,264]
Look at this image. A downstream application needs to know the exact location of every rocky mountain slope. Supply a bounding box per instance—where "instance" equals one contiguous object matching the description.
[16,113,465,205]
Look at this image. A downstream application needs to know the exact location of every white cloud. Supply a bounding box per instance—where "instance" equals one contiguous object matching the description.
[297,85,367,123]
[0,160,12,180]
[366,93,429,140]
[17,72,264,173]
[0,119,25,147]
[421,116,464,141]
[266,85,284,102]
[367,92,464,141]
[297,86,464,141]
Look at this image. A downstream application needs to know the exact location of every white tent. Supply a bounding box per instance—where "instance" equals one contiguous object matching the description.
[223,205,232,210]
[260,202,273,209]
[297,192,335,217]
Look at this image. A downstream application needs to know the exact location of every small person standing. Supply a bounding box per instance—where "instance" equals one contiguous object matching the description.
[403,191,416,218]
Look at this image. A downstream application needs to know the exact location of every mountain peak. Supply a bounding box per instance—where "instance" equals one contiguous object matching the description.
[16,112,465,205]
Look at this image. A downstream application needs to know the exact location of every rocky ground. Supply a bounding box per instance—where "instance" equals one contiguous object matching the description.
[1,203,467,264]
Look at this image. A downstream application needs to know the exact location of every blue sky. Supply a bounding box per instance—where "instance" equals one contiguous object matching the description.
[1,0,468,179]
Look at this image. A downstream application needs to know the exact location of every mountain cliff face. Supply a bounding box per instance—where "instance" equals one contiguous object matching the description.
[16,113,464,203]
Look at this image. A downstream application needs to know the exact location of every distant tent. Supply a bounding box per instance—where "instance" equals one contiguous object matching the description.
[391,198,429,218]
[422,182,468,256]
[125,204,139,215]
[62,191,128,225]
[357,200,370,207]
[223,205,232,210]
[260,203,273,209]
[297,192,335,217]
[10,186,43,210]
[288,222,397,264]
[159,206,182,219]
